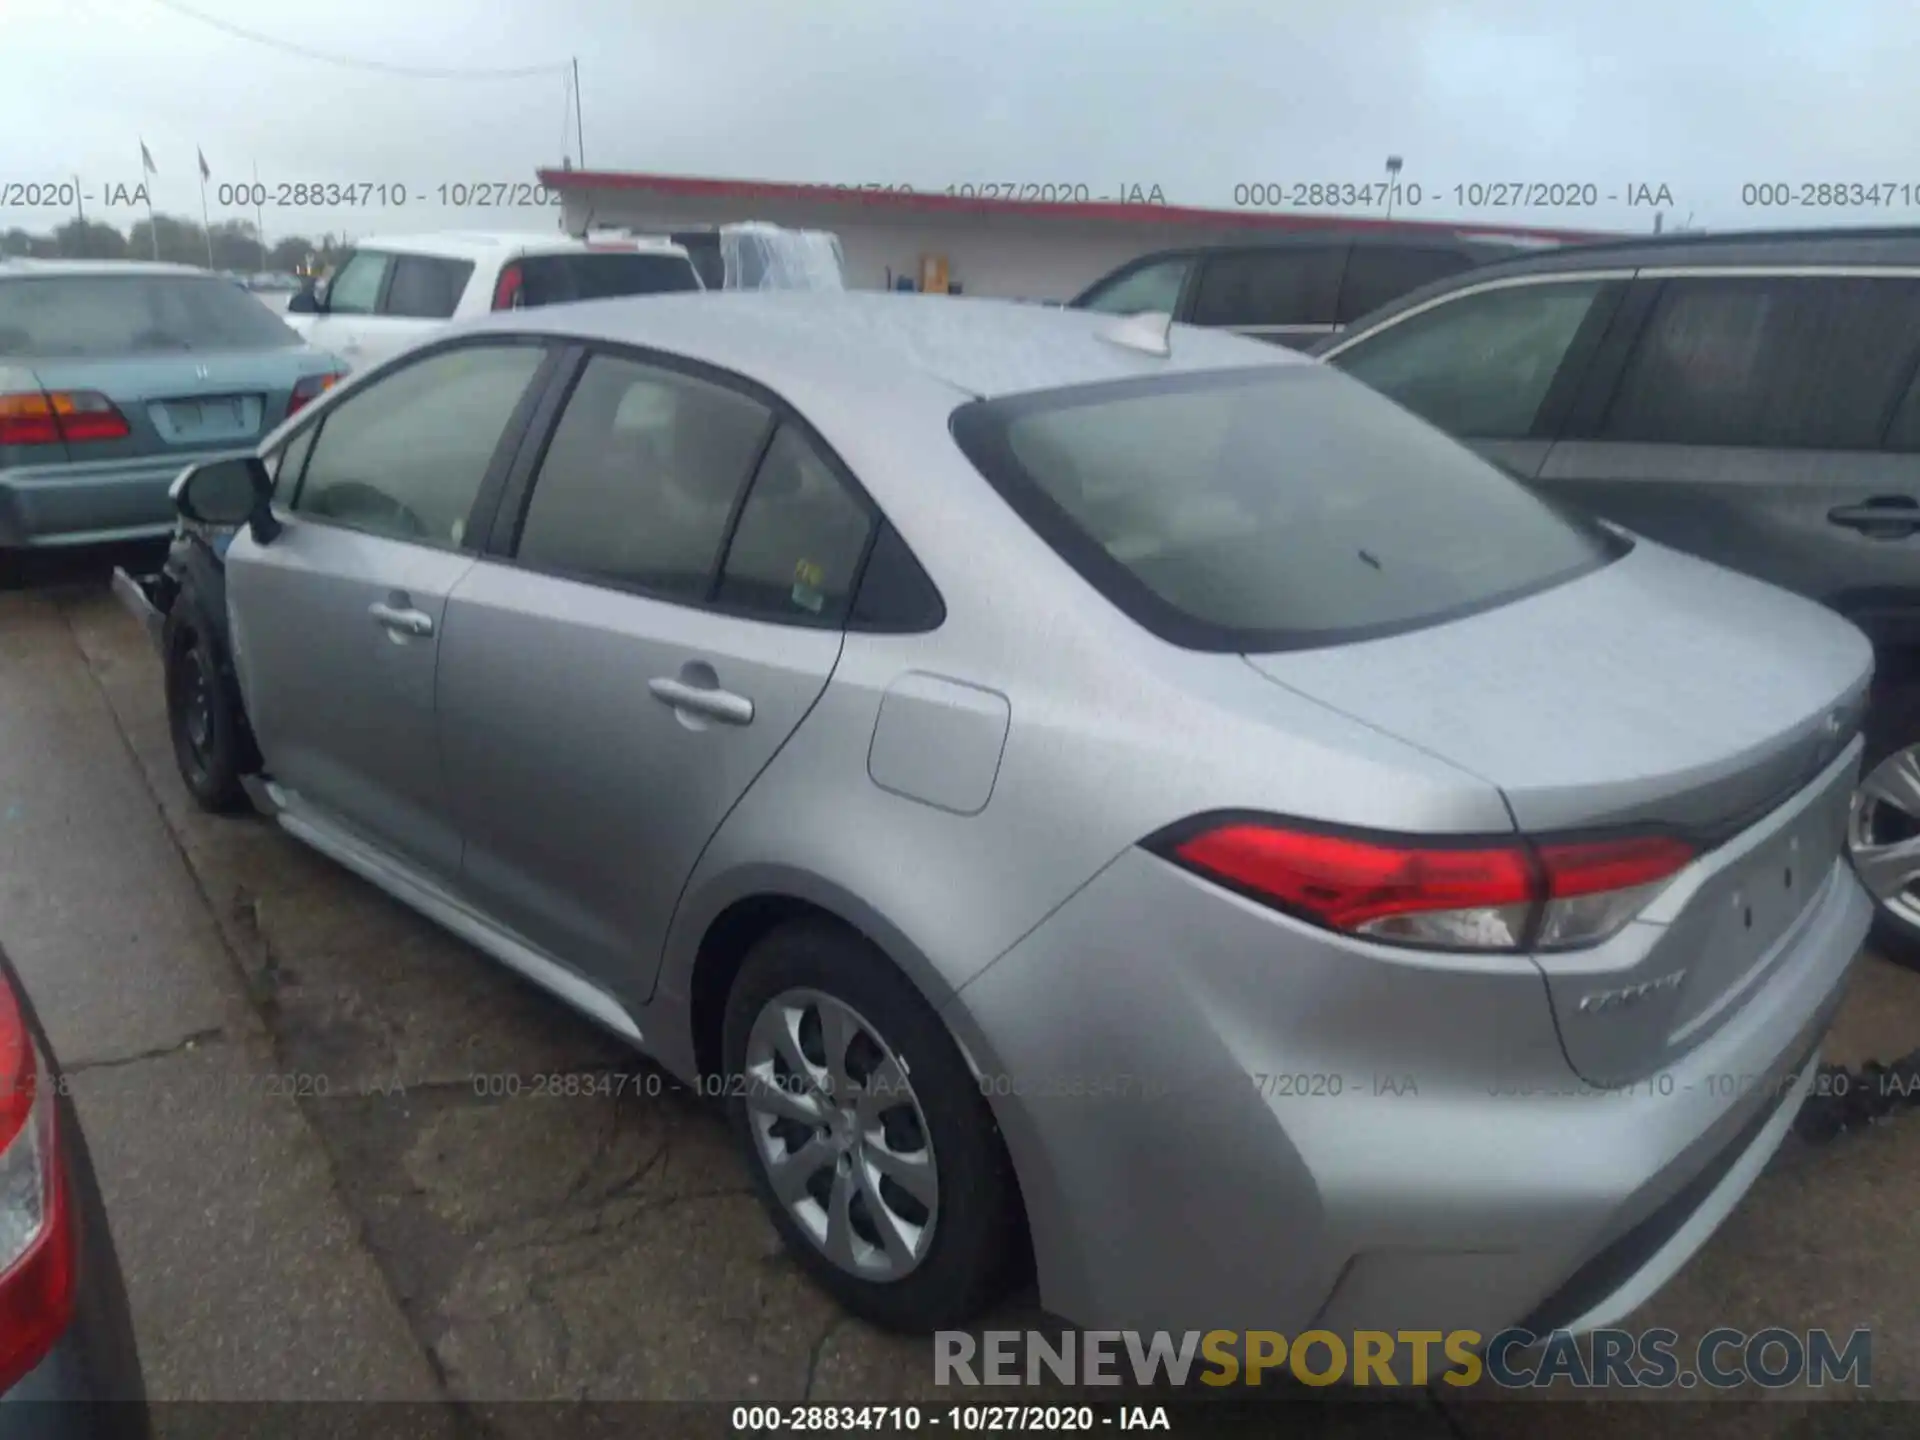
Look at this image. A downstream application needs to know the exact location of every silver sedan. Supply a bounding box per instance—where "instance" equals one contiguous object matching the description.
[141,291,1872,1338]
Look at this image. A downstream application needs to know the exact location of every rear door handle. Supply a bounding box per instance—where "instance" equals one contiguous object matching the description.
[369,601,434,637]
[1829,498,1920,536]
[648,676,754,725]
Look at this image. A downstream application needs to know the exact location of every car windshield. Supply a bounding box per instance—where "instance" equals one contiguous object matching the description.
[517,252,702,306]
[0,274,302,358]
[950,365,1621,651]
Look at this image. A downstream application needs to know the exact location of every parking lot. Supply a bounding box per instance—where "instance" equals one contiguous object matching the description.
[0,549,1913,1435]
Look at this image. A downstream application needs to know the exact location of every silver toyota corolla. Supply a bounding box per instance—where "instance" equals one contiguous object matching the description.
[140,291,1874,1339]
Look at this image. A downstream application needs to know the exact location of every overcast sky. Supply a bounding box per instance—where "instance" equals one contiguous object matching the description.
[0,0,1912,242]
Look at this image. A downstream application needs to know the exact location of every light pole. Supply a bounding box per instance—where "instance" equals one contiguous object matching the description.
[1385,155,1404,221]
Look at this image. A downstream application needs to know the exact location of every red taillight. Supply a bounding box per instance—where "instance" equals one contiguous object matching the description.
[1157,819,1694,952]
[1536,835,1697,898]
[286,372,340,419]
[492,263,524,311]
[0,980,75,1392]
[0,391,130,446]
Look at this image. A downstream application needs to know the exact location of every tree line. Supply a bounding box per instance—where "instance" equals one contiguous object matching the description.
[0,215,349,274]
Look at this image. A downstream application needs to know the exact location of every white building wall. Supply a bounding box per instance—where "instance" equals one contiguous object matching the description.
[557,188,1328,301]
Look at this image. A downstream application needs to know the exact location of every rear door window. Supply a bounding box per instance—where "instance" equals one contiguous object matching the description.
[1189,249,1345,330]
[950,366,1618,652]
[1336,247,1476,324]
[516,252,702,307]
[1601,276,1920,450]
[511,353,772,598]
[715,423,874,624]
[382,255,475,320]
[1329,280,1609,438]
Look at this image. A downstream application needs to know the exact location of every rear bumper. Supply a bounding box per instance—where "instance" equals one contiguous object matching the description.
[0,451,240,549]
[944,836,1870,1337]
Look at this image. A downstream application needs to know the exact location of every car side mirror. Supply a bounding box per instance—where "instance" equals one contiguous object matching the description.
[286,284,321,315]
[171,456,280,543]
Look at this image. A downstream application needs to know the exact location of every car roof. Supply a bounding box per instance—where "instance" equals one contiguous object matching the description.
[1500,224,1920,271]
[1103,231,1539,267]
[346,231,691,262]
[462,290,1302,400]
[0,259,219,279]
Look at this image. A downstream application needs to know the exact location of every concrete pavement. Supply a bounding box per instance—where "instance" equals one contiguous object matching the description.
[2,563,1918,1435]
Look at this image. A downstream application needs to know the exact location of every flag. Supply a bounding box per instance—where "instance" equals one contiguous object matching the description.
[140,141,156,175]
[197,148,210,181]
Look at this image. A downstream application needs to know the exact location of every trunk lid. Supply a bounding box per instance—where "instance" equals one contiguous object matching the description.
[22,350,327,465]
[1244,539,1870,837]
[1244,539,1873,1083]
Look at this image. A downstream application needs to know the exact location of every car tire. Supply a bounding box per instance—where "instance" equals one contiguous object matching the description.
[163,602,251,815]
[722,919,1023,1333]
[1854,669,1920,971]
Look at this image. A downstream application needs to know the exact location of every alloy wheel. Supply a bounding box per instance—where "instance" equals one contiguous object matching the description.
[1849,742,1920,938]
[741,987,938,1282]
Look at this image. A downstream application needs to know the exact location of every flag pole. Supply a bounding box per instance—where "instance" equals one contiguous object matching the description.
[139,139,159,260]
[199,157,215,271]
[572,57,585,169]
[253,160,267,268]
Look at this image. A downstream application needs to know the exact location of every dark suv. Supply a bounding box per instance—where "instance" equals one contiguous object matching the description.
[1312,227,1920,963]
[1068,233,1538,348]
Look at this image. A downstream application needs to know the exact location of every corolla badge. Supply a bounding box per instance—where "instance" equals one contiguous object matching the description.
[1577,968,1687,1014]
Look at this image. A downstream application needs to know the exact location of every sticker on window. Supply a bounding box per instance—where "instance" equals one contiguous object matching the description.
[791,558,826,613]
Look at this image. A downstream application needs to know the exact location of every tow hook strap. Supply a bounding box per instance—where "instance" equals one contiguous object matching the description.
[1792,1056,1920,1144]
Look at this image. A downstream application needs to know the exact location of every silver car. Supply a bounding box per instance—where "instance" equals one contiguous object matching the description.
[136,293,1873,1339]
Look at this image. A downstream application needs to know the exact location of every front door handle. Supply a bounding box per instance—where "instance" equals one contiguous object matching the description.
[1830,497,1920,537]
[369,601,434,637]
[648,676,754,725]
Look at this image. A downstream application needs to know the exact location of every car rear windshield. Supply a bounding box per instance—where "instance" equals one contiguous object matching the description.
[949,365,1622,652]
[517,252,702,307]
[0,274,302,358]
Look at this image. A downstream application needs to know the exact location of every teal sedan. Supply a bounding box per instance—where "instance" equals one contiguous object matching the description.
[0,260,342,550]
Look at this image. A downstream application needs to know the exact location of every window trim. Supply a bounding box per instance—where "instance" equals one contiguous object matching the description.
[484,338,942,633]
[949,365,1627,656]
[280,333,561,554]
